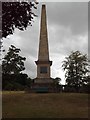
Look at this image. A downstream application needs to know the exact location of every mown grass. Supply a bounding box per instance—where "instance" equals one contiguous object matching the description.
[2,91,89,118]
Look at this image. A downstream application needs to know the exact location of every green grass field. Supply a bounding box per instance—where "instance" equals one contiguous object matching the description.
[2,91,89,118]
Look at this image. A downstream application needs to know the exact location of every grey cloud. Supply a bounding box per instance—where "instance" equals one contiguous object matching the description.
[48,24,88,56]
[46,2,88,35]
[24,60,36,78]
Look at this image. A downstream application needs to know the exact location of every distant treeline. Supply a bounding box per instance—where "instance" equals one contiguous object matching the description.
[2,73,89,93]
[56,84,89,93]
[2,73,33,91]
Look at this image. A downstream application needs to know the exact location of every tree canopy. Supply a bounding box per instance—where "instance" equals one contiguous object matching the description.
[62,51,89,88]
[2,1,38,38]
[2,45,33,90]
[2,45,26,74]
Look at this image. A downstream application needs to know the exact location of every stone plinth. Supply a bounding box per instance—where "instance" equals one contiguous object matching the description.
[31,78,55,93]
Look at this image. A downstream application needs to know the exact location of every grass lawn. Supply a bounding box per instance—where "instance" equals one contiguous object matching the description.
[2,91,89,118]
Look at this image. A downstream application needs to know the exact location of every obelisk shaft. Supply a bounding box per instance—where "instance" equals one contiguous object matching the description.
[38,5,49,61]
[35,4,52,79]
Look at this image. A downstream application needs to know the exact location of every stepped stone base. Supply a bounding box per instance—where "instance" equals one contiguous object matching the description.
[30,78,55,93]
[34,78,53,83]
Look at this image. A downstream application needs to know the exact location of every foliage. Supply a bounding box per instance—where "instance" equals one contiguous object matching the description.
[62,51,89,91]
[53,77,61,85]
[2,45,26,74]
[85,75,90,85]
[2,45,33,90]
[2,73,32,90]
[52,77,61,92]
[2,1,38,38]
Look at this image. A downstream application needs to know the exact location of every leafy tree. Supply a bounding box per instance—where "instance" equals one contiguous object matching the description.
[53,77,61,92]
[84,75,90,85]
[2,73,32,90]
[2,1,38,38]
[62,51,89,91]
[54,77,61,85]
[2,45,26,74]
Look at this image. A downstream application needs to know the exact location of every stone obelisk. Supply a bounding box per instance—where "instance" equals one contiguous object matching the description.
[33,4,53,92]
[35,4,52,80]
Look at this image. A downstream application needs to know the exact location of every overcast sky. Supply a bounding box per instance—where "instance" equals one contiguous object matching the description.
[3,2,88,84]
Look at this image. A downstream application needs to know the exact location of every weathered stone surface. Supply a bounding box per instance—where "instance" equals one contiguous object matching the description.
[35,4,52,80]
[34,78,53,83]
[38,4,49,61]
[33,4,54,92]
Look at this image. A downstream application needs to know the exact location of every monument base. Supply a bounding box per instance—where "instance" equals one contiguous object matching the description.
[30,78,55,93]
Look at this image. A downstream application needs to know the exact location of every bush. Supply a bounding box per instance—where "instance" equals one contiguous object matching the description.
[2,73,32,90]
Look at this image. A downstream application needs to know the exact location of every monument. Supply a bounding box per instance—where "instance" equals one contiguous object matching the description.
[32,4,54,92]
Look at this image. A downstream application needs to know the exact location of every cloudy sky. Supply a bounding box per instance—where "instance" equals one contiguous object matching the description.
[2,2,88,84]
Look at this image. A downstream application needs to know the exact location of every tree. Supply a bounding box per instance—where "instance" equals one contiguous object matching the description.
[53,77,61,92]
[54,77,61,85]
[2,1,38,38]
[62,51,89,91]
[2,45,26,74]
[2,73,32,90]
[86,75,90,85]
